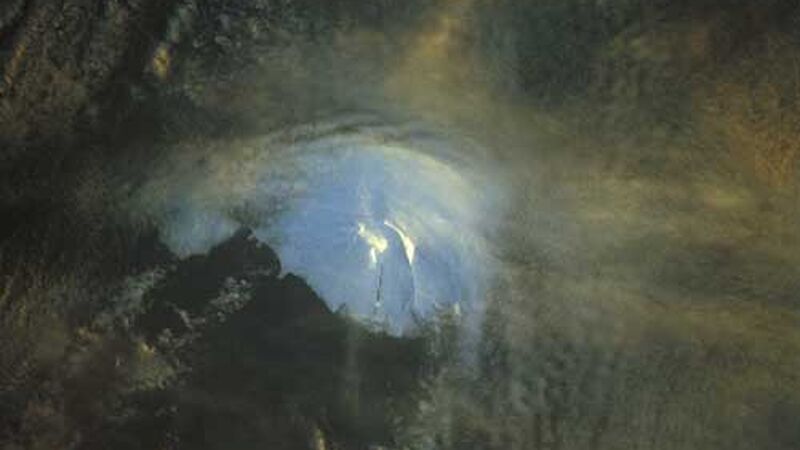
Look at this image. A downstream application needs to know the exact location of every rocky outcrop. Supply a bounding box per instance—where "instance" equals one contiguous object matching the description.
[0,227,427,449]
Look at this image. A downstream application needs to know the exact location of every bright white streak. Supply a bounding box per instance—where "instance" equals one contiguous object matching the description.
[384,220,416,265]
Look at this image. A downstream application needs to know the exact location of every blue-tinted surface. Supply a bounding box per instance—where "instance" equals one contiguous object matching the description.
[256,144,497,332]
[152,125,505,334]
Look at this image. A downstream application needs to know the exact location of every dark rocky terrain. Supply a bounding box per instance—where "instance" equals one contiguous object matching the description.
[2,226,429,449]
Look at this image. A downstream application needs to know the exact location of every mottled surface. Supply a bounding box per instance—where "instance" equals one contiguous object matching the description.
[2,1,800,449]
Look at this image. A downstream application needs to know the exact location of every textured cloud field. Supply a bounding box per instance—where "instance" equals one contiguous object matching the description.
[3,1,800,449]
[113,3,800,448]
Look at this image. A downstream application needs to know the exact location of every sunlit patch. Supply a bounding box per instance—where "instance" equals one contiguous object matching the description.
[357,222,388,267]
[149,43,172,80]
[133,117,506,335]
[259,140,502,333]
